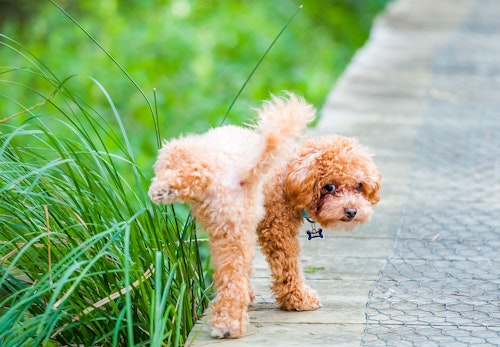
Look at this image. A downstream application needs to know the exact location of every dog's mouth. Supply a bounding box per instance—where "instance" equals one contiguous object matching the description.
[314,194,374,231]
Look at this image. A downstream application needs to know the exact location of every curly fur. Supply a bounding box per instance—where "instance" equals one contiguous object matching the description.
[148,93,314,338]
[149,93,381,338]
[257,135,381,311]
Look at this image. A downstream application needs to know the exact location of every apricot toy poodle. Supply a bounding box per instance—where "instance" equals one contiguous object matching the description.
[148,93,315,338]
[257,135,381,311]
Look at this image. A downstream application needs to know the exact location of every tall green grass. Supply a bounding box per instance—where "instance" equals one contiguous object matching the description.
[0,34,210,346]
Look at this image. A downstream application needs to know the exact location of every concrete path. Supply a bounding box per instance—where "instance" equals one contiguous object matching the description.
[187,0,500,345]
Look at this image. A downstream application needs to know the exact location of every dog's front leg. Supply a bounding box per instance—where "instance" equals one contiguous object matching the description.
[257,212,321,311]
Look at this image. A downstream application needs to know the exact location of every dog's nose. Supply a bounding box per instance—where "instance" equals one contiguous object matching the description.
[344,207,357,219]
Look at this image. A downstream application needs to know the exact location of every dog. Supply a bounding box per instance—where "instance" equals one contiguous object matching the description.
[257,134,381,311]
[148,93,315,338]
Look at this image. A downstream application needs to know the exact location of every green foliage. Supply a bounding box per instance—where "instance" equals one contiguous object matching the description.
[1,0,389,169]
[0,36,210,346]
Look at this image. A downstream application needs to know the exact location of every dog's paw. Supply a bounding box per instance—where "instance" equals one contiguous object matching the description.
[148,186,177,204]
[210,301,249,339]
[210,318,245,339]
[278,285,321,311]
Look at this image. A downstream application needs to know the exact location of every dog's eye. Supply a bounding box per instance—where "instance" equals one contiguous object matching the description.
[323,184,336,193]
[356,183,363,192]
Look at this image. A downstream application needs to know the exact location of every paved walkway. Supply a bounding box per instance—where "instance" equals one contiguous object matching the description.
[187,0,500,345]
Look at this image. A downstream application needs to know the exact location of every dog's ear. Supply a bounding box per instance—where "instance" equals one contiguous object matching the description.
[363,171,381,205]
[284,152,319,208]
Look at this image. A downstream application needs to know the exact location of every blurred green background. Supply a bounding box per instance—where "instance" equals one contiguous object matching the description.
[1,0,389,169]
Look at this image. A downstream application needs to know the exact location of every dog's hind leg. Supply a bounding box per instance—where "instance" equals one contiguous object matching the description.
[207,222,255,339]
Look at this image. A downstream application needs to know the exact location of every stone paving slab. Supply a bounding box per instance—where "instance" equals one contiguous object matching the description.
[362,0,500,345]
[185,0,500,345]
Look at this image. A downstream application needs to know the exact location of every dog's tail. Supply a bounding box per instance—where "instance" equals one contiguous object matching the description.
[249,92,315,180]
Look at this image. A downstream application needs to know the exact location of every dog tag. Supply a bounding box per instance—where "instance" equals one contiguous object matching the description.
[302,210,324,240]
[306,223,324,241]
[307,228,324,240]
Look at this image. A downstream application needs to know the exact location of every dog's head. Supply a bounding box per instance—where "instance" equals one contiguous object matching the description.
[284,135,381,231]
[148,139,213,205]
